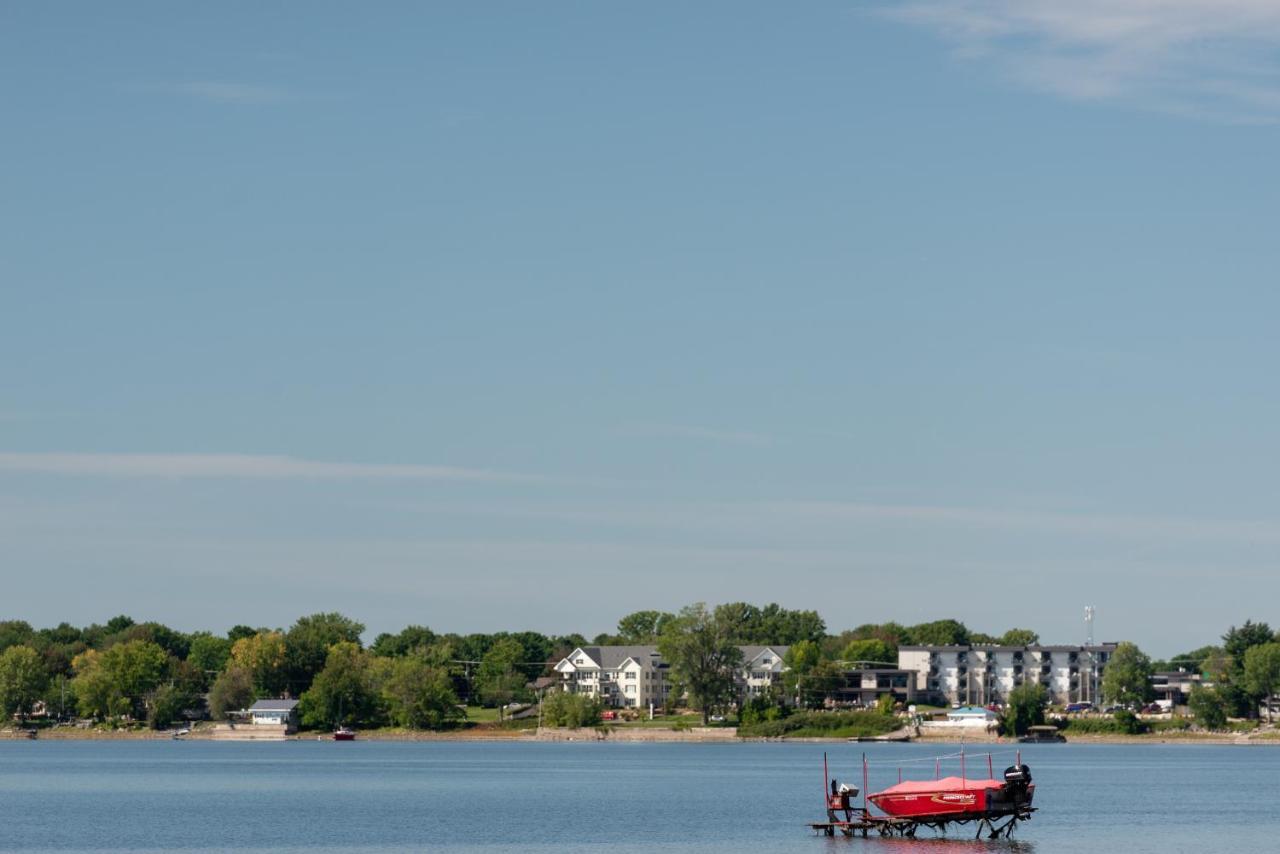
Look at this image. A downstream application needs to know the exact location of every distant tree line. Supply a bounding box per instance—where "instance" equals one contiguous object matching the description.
[2,608,1278,731]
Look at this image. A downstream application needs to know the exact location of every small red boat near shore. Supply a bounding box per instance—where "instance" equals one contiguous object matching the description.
[333,727,356,741]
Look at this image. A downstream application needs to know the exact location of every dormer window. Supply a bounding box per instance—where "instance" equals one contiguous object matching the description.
[574,658,583,665]
[762,658,772,665]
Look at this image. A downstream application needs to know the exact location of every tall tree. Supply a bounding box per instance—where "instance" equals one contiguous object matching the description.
[1243,642,1280,722]
[616,611,675,644]
[230,632,288,696]
[207,666,255,719]
[0,621,36,654]
[381,656,463,729]
[299,641,379,728]
[285,613,365,694]
[186,633,232,690]
[657,603,743,724]
[839,638,896,668]
[371,625,437,658]
[0,646,48,722]
[1102,642,1154,706]
[908,619,971,646]
[998,628,1040,647]
[475,638,526,717]
[1002,682,1048,736]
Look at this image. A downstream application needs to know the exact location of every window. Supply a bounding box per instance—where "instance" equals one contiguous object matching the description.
[574,658,583,665]
[762,658,772,665]
[625,671,636,679]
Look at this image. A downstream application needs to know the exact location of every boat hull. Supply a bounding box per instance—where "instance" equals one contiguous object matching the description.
[869,784,1033,818]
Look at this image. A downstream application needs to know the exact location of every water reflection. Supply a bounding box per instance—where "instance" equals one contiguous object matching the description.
[821,837,1036,853]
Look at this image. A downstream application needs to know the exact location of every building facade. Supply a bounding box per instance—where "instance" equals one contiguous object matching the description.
[898,644,1118,707]
[553,644,790,709]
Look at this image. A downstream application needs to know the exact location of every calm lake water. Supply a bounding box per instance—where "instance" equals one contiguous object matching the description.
[1,740,1276,852]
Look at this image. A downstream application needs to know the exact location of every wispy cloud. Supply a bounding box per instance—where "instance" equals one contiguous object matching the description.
[884,0,1280,121]
[162,81,295,105]
[0,452,533,482]
[623,421,774,446]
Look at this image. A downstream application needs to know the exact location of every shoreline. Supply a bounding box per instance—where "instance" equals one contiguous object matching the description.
[8,725,1278,746]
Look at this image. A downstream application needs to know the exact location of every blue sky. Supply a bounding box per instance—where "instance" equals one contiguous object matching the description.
[4,2,1280,654]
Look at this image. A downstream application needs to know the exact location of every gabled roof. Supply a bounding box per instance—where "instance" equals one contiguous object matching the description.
[249,699,298,711]
[740,645,789,664]
[557,646,664,671]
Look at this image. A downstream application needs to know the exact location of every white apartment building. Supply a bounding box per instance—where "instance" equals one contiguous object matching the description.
[553,645,790,709]
[898,644,1117,707]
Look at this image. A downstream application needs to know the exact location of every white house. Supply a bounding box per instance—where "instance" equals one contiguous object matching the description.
[553,645,791,709]
[554,646,671,709]
[738,646,790,698]
[247,699,299,732]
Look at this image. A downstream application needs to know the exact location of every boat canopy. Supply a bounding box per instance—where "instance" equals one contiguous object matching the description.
[873,776,1005,795]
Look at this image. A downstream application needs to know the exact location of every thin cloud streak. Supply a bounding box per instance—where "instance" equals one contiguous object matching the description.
[163,81,295,104]
[885,0,1280,120]
[0,452,534,482]
[623,421,774,446]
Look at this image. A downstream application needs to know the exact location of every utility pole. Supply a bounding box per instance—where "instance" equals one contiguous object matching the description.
[1084,606,1096,704]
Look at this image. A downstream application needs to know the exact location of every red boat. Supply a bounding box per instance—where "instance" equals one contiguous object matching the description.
[868,765,1034,818]
[333,727,356,741]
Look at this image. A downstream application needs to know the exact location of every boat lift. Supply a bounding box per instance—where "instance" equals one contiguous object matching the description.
[808,750,1036,840]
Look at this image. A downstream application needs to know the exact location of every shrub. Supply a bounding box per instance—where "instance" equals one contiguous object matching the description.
[738,710,897,739]
[541,691,602,728]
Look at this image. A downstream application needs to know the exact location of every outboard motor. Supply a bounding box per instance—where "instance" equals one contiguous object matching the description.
[1003,764,1032,785]
[1002,764,1033,809]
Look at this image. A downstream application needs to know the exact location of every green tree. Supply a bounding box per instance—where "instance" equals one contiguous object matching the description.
[1102,642,1154,706]
[908,619,970,647]
[371,625,437,658]
[299,641,379,728]
[381,656,463,729]
[1243,642,1280,722]
[1188,686,1229,730]
[475,638,526,718]
[657,604,743,724]
[207,666,255,719]
[71,640,169,720]
[616,611,675,644]
[230,631,288,696]
[782,640,822,704]
[285,612,366,695]
[0,646,48,722]
[796,660,847,709]
[186,633,232,689]
[146,682,198,730]
[1223,621,1274,665]
[839,638,896,667]
[227,625,260,642]
[1001,682,1047,736]
[0,621,36,654]
[998,628,1040,647]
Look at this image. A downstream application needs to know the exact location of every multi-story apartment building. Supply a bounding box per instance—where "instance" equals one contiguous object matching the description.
[898,644,1117,707]
[553,644,790,709]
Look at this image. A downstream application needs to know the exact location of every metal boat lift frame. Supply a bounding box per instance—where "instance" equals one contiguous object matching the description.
[809,805,1034,839]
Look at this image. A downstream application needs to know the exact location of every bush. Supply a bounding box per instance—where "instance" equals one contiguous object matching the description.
[541,691,602,728]
[737,710,898,739]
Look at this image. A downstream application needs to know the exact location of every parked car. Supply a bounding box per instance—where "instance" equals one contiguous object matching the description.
[1064,702,1093,713]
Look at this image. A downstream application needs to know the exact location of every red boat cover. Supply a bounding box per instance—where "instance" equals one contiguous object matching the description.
[873,776,1004,795]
